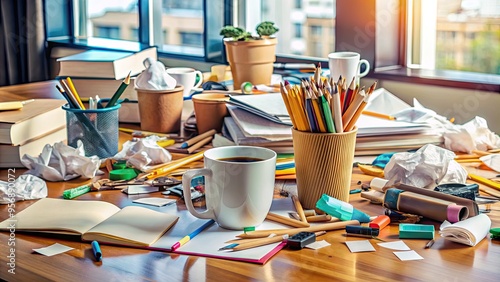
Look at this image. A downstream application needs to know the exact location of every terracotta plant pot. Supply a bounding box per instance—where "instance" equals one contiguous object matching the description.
[224,37,277,90]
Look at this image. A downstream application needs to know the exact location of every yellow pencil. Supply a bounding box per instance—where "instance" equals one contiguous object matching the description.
[66,77,85,110]
[280,82,298,129]
[362,110,396,120]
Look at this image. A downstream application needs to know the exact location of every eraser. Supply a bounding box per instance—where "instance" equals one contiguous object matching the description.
[369,215,390,230]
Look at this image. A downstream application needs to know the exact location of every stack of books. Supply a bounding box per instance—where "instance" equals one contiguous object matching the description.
[0,99,67,167]
[218,89,444,156]
[56,47,158,123]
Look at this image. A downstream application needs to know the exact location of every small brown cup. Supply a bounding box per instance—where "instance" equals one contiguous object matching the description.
[191,93,230,134]
[136,85,184,133]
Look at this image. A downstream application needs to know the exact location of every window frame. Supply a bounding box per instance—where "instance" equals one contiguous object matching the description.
[45,0,500,93]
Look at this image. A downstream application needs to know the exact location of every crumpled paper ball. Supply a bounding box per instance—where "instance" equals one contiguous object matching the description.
[21,141,100,181]
[135,57,177,90]
[0,174,47,204]
[443,116,500,153]
[113,135,172,171]
[384,144,468,189]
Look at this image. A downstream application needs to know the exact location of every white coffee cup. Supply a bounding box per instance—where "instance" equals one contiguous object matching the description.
[166,67,203,97]
[182,146,277,230]
[328,52,370,85]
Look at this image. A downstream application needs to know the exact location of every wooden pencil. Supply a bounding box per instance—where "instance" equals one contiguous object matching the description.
[65,77,85,109]
[362,110,396,120]
[266,212,310,228]
[186,136,213,154]
[236,220,360,239]
[291,195,308,224]
[221,234,287,251]
[180,129,216,149]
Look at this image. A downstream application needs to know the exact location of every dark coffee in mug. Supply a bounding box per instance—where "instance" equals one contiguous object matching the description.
[218,157,264,162]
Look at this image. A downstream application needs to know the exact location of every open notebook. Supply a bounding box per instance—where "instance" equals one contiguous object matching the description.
[0,198,179,247]
[0,197,297,264]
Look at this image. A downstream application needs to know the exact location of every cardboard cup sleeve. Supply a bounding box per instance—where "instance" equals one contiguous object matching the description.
[292,127,357,209]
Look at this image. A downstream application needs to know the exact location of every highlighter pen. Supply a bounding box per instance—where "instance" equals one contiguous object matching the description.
[91,241,102,262]
[316,194,371,223]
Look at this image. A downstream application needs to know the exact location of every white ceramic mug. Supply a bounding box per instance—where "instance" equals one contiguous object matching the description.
[166,67,203,97]
[328,52,370,85]
[182,146,277,230]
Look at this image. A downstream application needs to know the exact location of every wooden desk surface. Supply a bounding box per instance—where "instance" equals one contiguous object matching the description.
[1,81,500,281]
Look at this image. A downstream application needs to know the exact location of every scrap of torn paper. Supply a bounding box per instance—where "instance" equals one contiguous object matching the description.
[132,197,176,207]
[305,240,330,250]
[345,240,376,253]
[393,250,424,261]
[377,240,411,251]
[33,243,74,256]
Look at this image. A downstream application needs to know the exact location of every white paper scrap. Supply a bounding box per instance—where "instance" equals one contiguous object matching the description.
[377,240,411,251]
[133,197,176,207]
[393,250,424,261]
[305,240,330,250]
[33,243,74,257]
[345,240,376,253]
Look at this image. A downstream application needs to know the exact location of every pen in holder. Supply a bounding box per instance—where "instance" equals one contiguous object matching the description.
[62,100,120,159]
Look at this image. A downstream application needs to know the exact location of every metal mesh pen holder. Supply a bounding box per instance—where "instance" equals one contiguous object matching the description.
[62,103,121,159]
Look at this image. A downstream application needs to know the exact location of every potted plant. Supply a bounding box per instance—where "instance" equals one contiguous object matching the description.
[220,21,279,90]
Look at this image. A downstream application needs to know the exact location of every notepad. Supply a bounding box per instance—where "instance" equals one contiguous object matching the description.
[0,198,178,247]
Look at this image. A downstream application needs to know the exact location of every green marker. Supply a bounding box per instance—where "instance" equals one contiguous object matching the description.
[62,184,92,199]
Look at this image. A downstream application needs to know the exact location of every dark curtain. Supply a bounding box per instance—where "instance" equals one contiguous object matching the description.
[0,0,48,86]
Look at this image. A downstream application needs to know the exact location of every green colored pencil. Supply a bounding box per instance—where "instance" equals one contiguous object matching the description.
[107,71,131,108]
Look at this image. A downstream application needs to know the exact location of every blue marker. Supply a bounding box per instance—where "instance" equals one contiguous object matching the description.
[91,241,102,262]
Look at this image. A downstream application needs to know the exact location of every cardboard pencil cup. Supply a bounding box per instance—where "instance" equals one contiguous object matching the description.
[136,85,184,133]
[292,128,358,209]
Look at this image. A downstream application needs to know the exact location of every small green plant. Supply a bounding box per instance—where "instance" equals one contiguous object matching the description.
[220,21,279,41]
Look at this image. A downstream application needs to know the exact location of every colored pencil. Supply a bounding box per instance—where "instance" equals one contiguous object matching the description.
[107,71,131,107]
[66,77,85,109]
[180,129,217,149]
[236,220,360,239]
[362,110,396,120]
[171,219,215,251]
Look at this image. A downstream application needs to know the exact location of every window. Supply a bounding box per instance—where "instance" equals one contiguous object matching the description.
[95,26,121,39]
[82,0,139,41]
[408,0,500,75]
[294,23,303,38]
[44,0,499,90]
[257,0,336,58]
[180,32,203,47]
[159,0,204,54]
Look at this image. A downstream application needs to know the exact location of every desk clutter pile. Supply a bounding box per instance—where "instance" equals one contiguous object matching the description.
[1,62,499,267]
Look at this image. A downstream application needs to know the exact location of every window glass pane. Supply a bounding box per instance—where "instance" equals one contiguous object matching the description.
[412,0,500,75]
[160,0,204,51]
[87,0,139,41]
[261,0,336,58]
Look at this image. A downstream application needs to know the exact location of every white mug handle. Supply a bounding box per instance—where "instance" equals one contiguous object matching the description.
[193,70,203,88]
[182,169,214,220]
[358,59,370,78]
